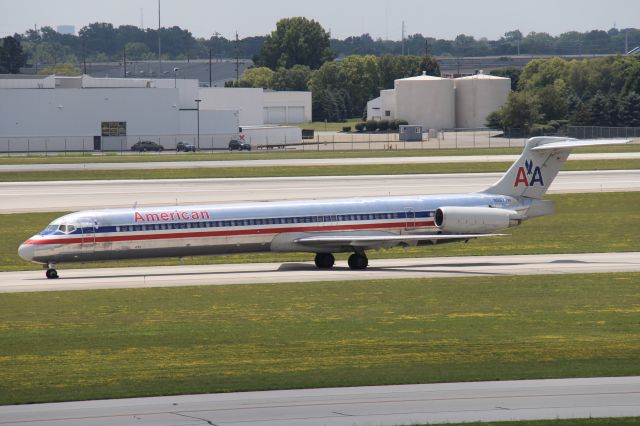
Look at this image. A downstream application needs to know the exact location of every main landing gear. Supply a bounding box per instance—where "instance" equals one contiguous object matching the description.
[45,263,58,279]
[314,253,335,269]
[314,252,369,270]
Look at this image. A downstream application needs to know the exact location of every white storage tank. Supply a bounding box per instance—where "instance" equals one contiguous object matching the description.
[394,73,455,130]
[455,73,511,129]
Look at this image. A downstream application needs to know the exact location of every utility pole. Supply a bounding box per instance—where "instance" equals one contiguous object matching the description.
[157,0,162,73]
[625,31,629,54]
[209,48,212,87]
[401,21,405,55]
[34,24,38,74]
[82,36,87,74]
[123,48,127,78]
[235,31,240,84]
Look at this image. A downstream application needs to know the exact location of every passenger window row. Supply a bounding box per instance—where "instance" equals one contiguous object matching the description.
[116,212,418,233]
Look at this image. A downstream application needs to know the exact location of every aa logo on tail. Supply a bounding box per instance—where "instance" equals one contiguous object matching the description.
[514,159,544,187]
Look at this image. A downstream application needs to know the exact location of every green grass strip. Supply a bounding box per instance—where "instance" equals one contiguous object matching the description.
[1,273,639,404]
[418,418,640,426]
[1,159,639,182]
[2,192,639,272]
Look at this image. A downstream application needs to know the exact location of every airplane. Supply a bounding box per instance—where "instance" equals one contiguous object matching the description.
[19,136,630,279]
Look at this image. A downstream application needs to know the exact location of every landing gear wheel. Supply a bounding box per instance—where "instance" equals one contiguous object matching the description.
[348,253,368,270]
[46,269,58,279]
[314,253,335,269]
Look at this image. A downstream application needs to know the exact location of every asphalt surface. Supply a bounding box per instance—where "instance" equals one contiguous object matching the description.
[1,376,639,426]
[4,252,639,292]
[2,170,638,213]
[2,152,639,171]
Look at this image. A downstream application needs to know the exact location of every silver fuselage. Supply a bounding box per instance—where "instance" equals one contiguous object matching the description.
[19,193,522,265]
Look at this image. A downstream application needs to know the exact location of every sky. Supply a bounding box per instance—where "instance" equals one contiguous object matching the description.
[1,0,639,41]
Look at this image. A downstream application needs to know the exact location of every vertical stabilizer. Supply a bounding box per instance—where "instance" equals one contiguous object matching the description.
[483,137,630,199]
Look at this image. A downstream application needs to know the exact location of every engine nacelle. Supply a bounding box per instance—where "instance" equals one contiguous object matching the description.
[434,206,520,233]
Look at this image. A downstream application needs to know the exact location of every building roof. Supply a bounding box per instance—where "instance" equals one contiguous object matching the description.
[397,73,445,82]
[455,73,510,80]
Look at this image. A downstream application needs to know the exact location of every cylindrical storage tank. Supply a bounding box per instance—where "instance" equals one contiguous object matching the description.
[455,74,511,129]
[394,74,455,131]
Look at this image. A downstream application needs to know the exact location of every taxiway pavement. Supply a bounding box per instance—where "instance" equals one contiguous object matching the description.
[2,170,639,213]
[2,151,640,171]
[2,252,639,293]
[1,376,639,426]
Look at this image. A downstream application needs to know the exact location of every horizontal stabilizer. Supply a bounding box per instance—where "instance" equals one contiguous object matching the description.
[531,139,632,151]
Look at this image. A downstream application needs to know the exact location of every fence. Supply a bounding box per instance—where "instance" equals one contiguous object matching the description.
[1,127,637,156]
[0,133,238,155]
[566,126,640,139]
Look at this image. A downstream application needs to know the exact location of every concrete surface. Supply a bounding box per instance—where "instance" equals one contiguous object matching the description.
[1,376,639,426]
[1,170,639,213]
[3,252,639,293]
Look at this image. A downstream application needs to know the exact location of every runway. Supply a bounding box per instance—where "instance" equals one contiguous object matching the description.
[3,252,639,293]
[1,376,639,426]
[2,151,639,171]
[2,170,639,213]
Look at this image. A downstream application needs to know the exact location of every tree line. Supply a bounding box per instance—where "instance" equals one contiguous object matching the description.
[8,23,640,67]
[486,55,640,131]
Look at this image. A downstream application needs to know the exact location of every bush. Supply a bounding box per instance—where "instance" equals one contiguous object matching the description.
[355,122,366,132]
[342,126,351,132]
[378,119,390,131]
[389,119,399,131]
[365,120,378,132]
[529,124,556,136]
[395,119,408,126]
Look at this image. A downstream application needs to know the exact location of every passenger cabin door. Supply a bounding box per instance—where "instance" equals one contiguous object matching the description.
[81,219,96,254]
[405,208,416,230]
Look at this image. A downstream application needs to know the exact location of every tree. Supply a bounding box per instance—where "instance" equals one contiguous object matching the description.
[500,91,542,130]
[237,67,274,88]
[124,42,152,60]
[271,65,312,91]
[309,55,379,118]
[490,68,521,91]
[256,17,335,69]
[0,36,27,73]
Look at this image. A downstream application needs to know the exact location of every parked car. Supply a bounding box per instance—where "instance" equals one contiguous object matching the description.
[176,141,196,152]
[228,139,252,151]
[131,140,164,152]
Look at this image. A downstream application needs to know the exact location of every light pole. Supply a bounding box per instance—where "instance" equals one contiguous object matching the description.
[173,67,180,88]
[195,99,202,151]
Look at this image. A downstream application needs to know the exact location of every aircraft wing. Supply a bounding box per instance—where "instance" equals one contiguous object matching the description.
[294,233,506,247]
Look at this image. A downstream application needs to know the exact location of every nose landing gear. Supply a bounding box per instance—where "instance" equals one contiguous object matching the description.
[45,263,59,279]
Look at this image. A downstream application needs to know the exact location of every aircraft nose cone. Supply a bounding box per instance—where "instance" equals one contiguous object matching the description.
[18,243,35,261]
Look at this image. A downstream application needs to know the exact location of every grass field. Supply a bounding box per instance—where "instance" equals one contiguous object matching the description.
[1,272,639,404]
[2,192,639,272]
[0,158,639,182]
[0,142,638,165]
[422,418,640,426]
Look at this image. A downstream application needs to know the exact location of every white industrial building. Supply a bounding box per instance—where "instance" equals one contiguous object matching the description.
[199,87,311,126]
[367,72,510,130]
[0,74,311,152]
[454,74,512,129]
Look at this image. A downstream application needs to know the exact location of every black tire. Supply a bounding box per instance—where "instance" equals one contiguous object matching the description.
[314,253,335,269]
[46,269,59,279]
[348,253,368,270]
